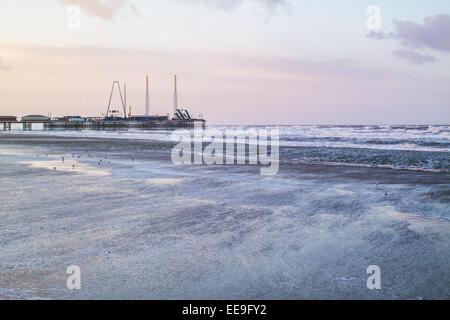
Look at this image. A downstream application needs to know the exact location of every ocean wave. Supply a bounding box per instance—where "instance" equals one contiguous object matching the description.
[2,125,449,172]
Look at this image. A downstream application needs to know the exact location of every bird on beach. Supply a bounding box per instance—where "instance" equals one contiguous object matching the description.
[384,192,388,197]
[72,164,75,169]
[53,167,56,171]
[61,156,64,162]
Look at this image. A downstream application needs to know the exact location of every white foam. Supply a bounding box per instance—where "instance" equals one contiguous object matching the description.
[2,125,448,153]
[144,178,186,185]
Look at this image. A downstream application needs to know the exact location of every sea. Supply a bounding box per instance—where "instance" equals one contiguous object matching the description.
[0,125,448,299]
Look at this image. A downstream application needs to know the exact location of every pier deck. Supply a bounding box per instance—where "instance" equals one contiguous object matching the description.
[1,119,205,131]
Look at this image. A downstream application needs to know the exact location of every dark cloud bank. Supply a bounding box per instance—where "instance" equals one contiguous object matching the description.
[368,14,450,65]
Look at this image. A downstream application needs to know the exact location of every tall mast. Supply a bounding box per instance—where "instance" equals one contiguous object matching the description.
[145,76,150,115]
[124,83,127,118]
[173,75,178,118]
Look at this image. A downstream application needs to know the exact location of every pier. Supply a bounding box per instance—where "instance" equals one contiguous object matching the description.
[1,120,48,131]
[3,122,12,131]
[0,75,206,132]
[0,118,205,131]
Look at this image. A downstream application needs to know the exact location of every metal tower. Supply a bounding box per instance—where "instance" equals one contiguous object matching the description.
[106,81,126,118]
[124,83,127,116]
[145,76,150,115]
[173,75,178,119]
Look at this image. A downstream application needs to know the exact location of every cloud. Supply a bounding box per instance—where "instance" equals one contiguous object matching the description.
[392,48,436,65]
[58,0,137,21]
[393,15,450,52]
[368,14,450,65]
[366,30,394,40]
[176,0,288,11]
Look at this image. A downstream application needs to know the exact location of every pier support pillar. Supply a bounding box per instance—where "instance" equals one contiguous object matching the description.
[23,122,32,131]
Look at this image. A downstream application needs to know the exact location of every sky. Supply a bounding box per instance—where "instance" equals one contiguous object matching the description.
[0,0,449,124]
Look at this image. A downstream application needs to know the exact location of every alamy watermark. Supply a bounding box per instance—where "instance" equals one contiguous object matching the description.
[171,123,280,175]
[366,265,381,290]
[66,265,81,290]
[66,5,81,30]
[366,5,381,31]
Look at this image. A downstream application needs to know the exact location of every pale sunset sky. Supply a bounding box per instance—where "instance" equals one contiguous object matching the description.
[0,0,449,124]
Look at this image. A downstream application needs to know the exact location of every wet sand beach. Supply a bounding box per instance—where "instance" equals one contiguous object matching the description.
[0,131,449,299]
